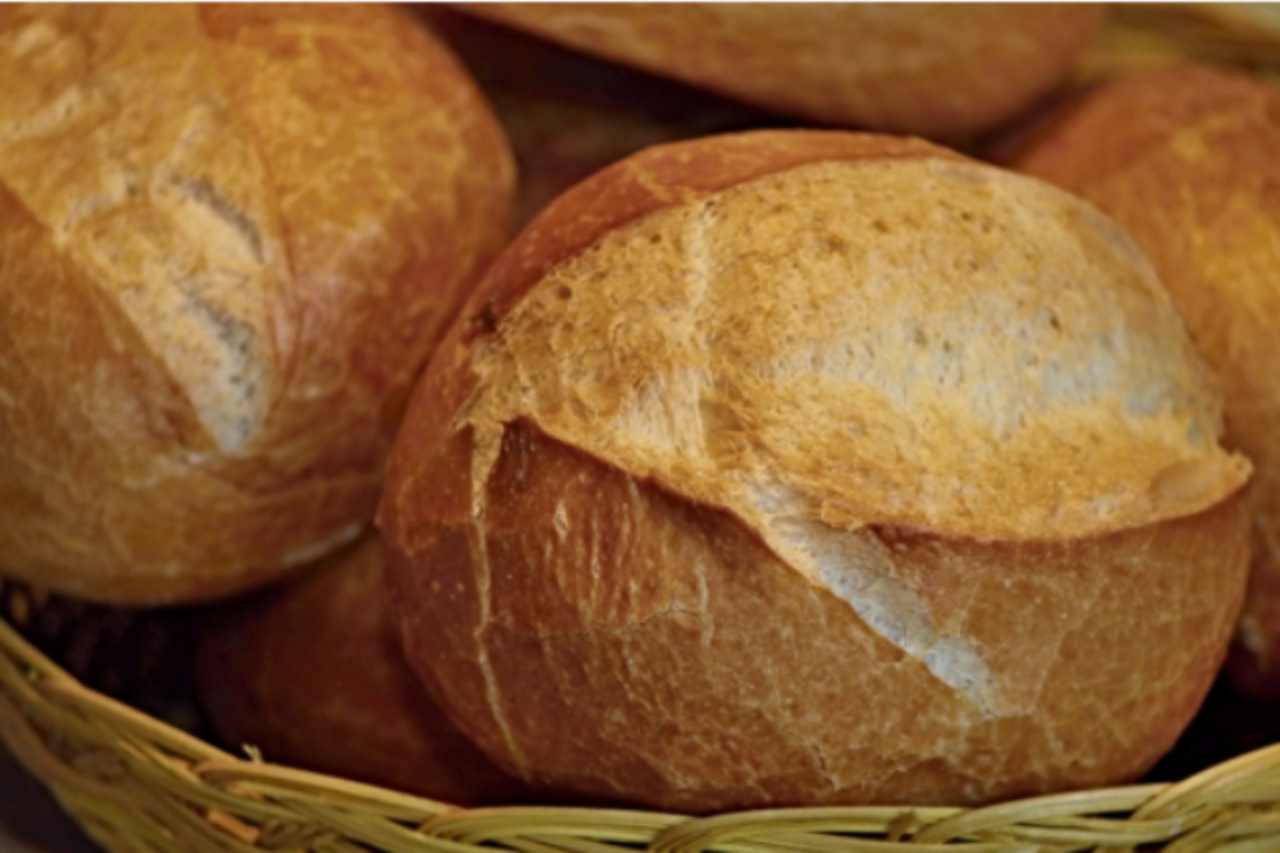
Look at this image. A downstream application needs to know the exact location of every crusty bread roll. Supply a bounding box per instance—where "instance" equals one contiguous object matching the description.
[197,534,528,804]
[1007,65,1280,698]
[460,4,1102,140]
[423,9,772,229]
[0,5,514,603]
[379,130,1252,811]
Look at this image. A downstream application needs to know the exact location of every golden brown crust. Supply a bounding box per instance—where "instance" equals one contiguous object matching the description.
[462,4,1101,140]
[434,132,1245,549]
[387,421,1248,811]
[467,131,960,330]
[1009,64,1280,692]
[0,5,514,603]
[381,130,1251,810]
[197,535,529,804]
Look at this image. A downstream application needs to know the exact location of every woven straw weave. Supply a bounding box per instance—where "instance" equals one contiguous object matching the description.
[0,584,1274,850]
[1,610,1279,852]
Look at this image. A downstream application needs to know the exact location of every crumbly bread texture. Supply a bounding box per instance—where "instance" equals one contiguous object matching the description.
[462,4,1102,140]
[0,5,515,603]
[1008,65,1280,695]
[380,130,1252,811]
[197,535,528,805]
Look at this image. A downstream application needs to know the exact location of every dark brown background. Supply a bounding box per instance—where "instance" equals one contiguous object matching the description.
[0,750,95,853]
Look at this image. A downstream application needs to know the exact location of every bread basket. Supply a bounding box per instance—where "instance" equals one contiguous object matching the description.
[3,5,1280,851]
[2,589,1279,852]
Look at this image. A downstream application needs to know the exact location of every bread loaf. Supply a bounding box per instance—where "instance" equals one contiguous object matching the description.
[197,535,528,804]
[1007,65,1280,697]
[461,4,1102,140]
[380,130,1252,811]
[0,5,514,603]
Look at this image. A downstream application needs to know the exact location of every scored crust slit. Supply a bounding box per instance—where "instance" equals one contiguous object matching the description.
[380,130,1252,811]
[0,5,515,603]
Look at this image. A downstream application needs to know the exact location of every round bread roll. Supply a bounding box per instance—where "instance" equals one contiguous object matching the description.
[0,5,515,603]
[198,534,528,804]
[1007,65,1280,698]
[380,130,1252,811]
[460,4,1102,140]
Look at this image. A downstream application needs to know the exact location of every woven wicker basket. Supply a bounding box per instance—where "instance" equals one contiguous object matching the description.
[3,5,1280,852]
[2,606,1280,852]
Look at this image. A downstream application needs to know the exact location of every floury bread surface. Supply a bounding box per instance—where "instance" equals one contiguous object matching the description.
[380,131,1252,811]
[1008,66,1280,697]
[0,5,514,603]
[462,4,1101,140]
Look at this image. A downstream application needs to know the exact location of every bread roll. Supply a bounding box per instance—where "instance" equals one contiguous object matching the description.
[197,535,527,804]
[0,5,514,603]
[1007,65,1280,698]
[380,130,1252,811]
[461,4,1101,140]
[424,9,772,229]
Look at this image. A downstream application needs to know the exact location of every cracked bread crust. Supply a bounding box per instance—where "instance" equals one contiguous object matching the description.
[1008,65,1280,696]
[380,130,1251,810]
[388,421,1247,811]
[0,5,515,603]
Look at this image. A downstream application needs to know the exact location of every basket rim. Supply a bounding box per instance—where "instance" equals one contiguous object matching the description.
[2,612,1279,852]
